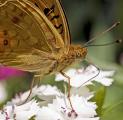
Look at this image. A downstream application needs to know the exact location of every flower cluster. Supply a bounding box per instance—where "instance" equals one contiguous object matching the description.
[0,65,114,120]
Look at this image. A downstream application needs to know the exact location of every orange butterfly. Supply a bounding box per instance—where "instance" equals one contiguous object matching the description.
[0,0,120,109]
[0,0,87,73]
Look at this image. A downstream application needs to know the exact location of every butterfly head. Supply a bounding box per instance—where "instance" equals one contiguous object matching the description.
[57,45,87,71]
[69,45,88,60]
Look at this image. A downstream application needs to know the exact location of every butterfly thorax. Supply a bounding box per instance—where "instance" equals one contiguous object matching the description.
[56,45,87,71]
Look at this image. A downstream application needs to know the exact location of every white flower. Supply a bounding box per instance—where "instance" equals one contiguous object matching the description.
[34,85,63,97]
[0,100,40,120]
[38,95,99,120]
[11,86,38,105]
[0,65,115,120]
[71,86,94,100]
[94,70,114,86]
[0,103,15,120]
[55,65,114,87]
[0,112,5,119]
[0,87,99,120]
[14,100,40,120]
[12,85,63,106]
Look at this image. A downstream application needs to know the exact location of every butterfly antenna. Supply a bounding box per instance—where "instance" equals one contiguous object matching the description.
[84,21,120,46]
[85,39,122,47]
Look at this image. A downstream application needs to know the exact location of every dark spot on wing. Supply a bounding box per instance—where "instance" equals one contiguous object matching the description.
[50,4,55,12]
[34,2,39,8]
[51,15,60,21]
[55,24,63,34]
[43,4,63,34]
[3,39,8,46]
[12,16,20,24]
[19,12,24,17]
[3,30,8,35]
[44,4,55,16]
[44,8,50,16]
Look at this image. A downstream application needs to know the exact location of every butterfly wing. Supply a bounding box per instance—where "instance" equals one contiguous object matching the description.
[28,0,71,53]
[0,0,65,74]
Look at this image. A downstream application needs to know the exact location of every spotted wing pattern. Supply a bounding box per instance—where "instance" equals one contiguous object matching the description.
[29,0,71,52]
[0,0,65,74]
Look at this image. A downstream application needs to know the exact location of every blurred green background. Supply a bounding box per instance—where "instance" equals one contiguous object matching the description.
[0,0,123,120]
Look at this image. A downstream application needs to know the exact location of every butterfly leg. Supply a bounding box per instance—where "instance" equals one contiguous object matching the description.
[23,77,36,104]
[60,71,74,110]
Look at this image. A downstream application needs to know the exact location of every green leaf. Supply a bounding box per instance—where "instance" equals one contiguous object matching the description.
[101,100,123,120]
[92,86,106,116]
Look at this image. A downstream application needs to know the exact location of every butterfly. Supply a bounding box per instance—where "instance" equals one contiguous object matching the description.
[0,0,87,87]
[0,0,121,111]
[2,0,122,110]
